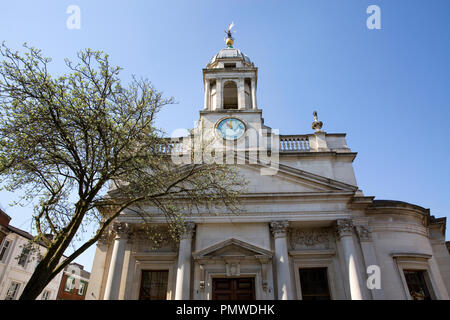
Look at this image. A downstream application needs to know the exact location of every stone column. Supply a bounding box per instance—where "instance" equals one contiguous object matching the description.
[355,225,386,300]
[215,78,223,110]
[175,222,196,300]
[204,79,210,110]
[237,78,245,110]
[270,221,294,300]
[86,231,111,300]
[104,222,128,300]
[336,219,363,300]
[251,78,257,110]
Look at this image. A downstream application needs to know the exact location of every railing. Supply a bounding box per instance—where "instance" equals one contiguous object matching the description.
[279,135,310,152]
[155,138,184,154]
[156,135,310,154]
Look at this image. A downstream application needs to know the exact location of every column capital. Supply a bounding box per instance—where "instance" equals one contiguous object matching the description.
[98,229,113,245]
[355,225,373,242]
[270,221,289,238]
[180,222,196,240]
[112,222,129,239]
[336,219,354,239]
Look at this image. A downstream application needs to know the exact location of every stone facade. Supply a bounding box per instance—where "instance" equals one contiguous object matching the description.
[86,40,450,300]
[0,209,64,300]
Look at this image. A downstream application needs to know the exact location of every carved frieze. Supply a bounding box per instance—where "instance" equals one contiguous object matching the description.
[289,227,334,250]
[128,225,178,252]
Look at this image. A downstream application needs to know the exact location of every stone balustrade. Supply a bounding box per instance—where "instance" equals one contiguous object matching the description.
[154,138,184,154]
[155,135,311,154]
[279,135,310,152]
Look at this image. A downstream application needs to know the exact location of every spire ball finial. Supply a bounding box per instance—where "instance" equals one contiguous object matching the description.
[225,22,235,48]
[312,110,323,132]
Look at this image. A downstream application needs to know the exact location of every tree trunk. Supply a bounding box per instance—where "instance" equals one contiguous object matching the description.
[19,205,88,300]
[19,256,60,300]
[19,267,53,300]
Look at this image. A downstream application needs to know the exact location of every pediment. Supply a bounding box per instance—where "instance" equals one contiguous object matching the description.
[238,161,358,193]
[193,238,272,260]
[167,155,357,196]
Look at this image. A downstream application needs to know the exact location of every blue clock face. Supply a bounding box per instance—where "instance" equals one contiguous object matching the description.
[217,118,245,140]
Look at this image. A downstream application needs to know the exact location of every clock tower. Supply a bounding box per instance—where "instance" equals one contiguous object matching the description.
[194,26,273,157]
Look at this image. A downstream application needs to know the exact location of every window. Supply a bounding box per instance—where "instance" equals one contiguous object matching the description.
[17,247,31,268]
[5,281,20,300]
[41,290,51,300]
[403,270,431,300]
[223,81,238,109]
[392,253,435,300]
[299,268,331,300]
[64,277,75,292]
[139,270,169,300]
[34,255,42,271]
[0,240,11,262]
[224,63,236,68]
[78,282,86,296]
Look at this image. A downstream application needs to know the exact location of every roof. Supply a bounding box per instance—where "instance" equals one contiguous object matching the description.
[369,199,430,218]
[209,47,252,65]
[64,263,91,280]
[7,225,52,247]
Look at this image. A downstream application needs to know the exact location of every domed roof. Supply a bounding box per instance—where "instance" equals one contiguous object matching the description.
[209,47,252,65]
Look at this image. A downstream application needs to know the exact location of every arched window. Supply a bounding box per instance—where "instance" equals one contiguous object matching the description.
[223,81,238,109]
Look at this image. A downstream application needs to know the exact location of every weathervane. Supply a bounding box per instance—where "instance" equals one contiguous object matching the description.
[224,22,236,48]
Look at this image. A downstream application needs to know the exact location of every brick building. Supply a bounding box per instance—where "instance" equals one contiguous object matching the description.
[57,262,90,300]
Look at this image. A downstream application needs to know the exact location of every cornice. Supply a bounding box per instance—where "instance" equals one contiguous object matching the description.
[279,152,357,160]
[120,212,352,224]
[199,109,262,115]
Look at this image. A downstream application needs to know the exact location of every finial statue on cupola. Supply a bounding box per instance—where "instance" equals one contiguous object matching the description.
[312,111,323,132]
[224,22,236,48]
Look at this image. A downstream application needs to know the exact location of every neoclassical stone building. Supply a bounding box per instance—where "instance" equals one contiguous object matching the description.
[86,35,450,300]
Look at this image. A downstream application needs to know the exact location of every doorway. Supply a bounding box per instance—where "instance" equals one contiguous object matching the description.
[212,277,255,300]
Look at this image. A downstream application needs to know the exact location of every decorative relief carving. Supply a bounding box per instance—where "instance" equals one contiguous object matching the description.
[128,225,178,252]
[355,225,372,242]
[112,222,129,239]
[180,222,196,240]
[289,227,334,250]
[199,264,205,290]
[270,221,289,238]
[257,257,270,291]
[336,219,354,239]
[98,228,114,245]
[312,111,323,132]
[225,261,241,277]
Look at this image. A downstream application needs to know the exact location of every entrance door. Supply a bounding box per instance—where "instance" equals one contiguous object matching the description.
[212,278,255,300]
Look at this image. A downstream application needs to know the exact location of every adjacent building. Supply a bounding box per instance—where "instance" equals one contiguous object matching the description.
[0,209,63,300]
[87,34,450,300]
[56,262,90,300]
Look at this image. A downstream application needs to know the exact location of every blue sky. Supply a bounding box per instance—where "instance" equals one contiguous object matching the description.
[1,0,449,271]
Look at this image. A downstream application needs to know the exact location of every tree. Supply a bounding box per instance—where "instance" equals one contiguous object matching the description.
[0,43,245,300]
